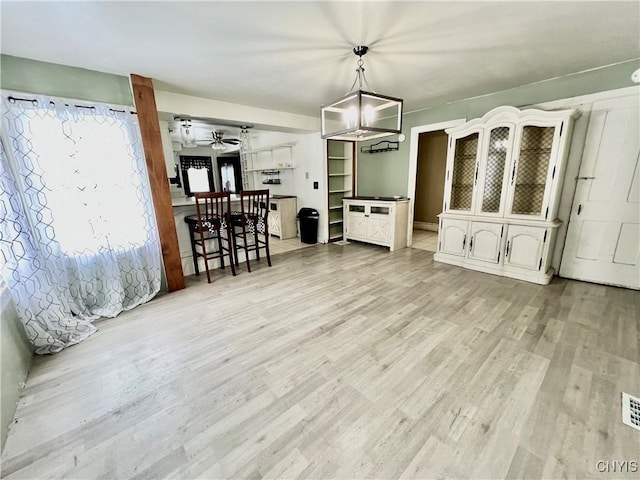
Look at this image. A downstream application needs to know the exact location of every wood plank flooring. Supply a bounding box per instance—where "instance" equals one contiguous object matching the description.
[2,243,639,479]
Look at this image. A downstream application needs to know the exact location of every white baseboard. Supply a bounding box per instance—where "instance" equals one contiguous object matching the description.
[413,221,438,232]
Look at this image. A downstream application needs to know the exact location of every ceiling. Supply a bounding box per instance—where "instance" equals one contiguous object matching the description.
[1,1,639,117]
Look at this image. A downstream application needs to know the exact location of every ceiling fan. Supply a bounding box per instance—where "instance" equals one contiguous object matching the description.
[197,130,242,151]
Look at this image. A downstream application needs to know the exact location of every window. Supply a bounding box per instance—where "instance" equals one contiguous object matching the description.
[180,156,215,196]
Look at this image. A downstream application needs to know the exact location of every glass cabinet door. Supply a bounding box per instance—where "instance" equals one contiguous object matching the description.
[508,125,557,218]
[448,132,480,212]
[478,126,512,215]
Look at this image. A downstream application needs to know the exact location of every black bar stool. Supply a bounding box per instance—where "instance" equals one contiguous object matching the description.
[184,192,236,283]
[231,189,272,272]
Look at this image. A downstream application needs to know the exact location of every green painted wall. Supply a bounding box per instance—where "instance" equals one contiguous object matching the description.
[357,59,640,196]
[1,291,32,452]
[0,55,133,106]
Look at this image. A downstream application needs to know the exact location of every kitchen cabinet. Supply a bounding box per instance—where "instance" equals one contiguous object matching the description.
[439,218,468,257]
[468,221,503,263]
[268,196,297,240]
[435,106,579,284]
[241,143,296,189]
[503,225,546,271]
[327,140,355,241]
[343,198,409,251]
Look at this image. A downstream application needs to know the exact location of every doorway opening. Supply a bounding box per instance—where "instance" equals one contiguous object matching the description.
[412,130,448,252]
[406,118,466,251]
[217,155,242,194]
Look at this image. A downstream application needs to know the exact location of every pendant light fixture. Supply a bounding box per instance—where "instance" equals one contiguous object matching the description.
[180,120,197,148]
[321,46,403,141]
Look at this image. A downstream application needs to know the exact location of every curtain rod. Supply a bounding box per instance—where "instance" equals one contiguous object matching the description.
[7,95,137,115]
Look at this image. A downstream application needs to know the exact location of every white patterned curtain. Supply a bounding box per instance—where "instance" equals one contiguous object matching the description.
[0,91,162,354]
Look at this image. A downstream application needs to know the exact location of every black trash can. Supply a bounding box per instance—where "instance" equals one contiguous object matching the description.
[298,208,320,244]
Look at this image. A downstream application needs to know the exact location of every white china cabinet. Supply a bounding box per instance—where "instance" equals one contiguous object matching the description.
[435,106,580,284]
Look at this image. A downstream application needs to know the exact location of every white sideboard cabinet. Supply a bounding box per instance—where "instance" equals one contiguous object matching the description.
[343,198,409,251]
[268,196,297,240]
[434,106,580,284]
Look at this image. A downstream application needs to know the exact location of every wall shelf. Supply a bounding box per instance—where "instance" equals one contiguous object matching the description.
[242,142,297,154]
[360,140,399,154]
[262,169,281,185]
[244,166,295,172]
[241,142,296,188]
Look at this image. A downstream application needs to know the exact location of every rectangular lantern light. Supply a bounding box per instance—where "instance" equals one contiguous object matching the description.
[321,90,403,142]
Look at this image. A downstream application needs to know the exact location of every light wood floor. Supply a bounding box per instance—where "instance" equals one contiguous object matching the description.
[411,229,438,252]
[2,244,639,479]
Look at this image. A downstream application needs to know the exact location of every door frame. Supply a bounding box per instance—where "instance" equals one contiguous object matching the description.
[407,119,466,246]
[216,155,242,193]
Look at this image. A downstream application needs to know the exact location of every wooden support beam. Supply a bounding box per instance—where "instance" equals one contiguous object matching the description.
[130,74,185,292]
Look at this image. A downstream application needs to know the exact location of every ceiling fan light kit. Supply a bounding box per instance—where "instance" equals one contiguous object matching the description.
[321,45,403,142]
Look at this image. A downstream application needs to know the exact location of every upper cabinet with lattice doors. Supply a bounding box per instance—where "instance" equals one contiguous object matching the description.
[444,128,482,213]
[436,106,580,285]
[443,106,579,221]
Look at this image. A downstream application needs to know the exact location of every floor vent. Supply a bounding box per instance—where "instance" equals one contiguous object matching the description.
[622,392,640,431]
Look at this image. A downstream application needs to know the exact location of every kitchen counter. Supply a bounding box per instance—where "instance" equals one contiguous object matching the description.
[342,196,409,202]
[172,193,295,207]
[172,194,298,275]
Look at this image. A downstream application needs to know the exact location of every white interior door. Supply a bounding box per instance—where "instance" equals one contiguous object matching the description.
[560,95,640,289]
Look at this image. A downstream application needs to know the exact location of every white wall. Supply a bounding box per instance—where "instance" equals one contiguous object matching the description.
[245,131,327,241]
[293,133,327,242]
[155,90,320,133]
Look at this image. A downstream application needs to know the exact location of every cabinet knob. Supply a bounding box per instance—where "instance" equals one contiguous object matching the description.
[505,240,510,257]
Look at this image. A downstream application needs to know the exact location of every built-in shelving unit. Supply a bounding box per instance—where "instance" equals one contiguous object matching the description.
[326,140,355,241]
[241,142,296,189]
